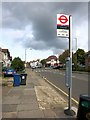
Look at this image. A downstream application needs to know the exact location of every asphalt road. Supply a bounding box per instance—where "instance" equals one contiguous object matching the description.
[34,68,88,105]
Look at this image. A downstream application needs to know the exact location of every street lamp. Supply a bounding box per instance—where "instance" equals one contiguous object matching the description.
[25,48,32,68]
[74,37,77,53]
[25,48,27,68]
[73,37,78,70]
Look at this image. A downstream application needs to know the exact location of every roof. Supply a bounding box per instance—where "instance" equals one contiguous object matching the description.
[46,55,57,61]
[2,49,10,57]
[2,49,8,53]
[86,50,90,55]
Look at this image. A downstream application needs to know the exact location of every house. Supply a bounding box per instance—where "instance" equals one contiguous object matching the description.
[0,47,2,63]
[85,50,90,71]
[2,49,11,68]
[0,48,3,73]
[30,60,38,68]
[30,59,42,68]
[46,55,58,67]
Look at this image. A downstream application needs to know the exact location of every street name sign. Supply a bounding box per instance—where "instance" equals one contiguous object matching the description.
[57,14,69,37]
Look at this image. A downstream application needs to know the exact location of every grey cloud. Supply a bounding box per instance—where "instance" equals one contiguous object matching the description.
[2,2,88,53]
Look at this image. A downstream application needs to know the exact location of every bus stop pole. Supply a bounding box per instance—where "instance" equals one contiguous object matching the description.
[69,15,72,111]
[64,15,76,116]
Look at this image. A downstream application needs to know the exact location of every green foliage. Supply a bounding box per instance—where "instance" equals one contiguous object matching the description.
[59,48,86,71]
[11,57,25,72]
[40,59,46,66]
[74,48,85,65]
[72,53,77,69]
[59,49,69,63]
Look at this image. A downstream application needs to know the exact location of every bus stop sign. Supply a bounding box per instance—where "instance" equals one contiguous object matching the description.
[57,14,69,37]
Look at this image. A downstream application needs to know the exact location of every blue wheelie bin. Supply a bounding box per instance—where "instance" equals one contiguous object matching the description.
[13,74,21,86]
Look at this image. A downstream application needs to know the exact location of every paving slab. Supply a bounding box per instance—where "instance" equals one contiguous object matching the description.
[20,98,37,104]
[2,112,17,118]
[2,86,12,96]
[17,110,44,118]
[2,96,20,104]
[43,109,57,118]
[2,104,17,112]
[8,88,23,96]
[17,103,39,111]
[20,95,37,100]
[23,88,36,95]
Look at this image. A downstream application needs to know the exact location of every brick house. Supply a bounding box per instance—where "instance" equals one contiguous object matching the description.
[85,50,90,71]
[46,55,58,67]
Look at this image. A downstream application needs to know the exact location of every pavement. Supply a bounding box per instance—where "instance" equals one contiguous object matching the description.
[2,68,77,119]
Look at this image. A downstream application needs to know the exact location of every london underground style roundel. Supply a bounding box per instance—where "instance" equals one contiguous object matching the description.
[57,14,69,26]
[57,14,69,37]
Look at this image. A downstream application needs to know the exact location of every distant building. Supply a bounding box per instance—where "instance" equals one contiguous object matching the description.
[30,59,42,68]
[2,49,11,67]
[85,50,90,71]
[0,47,2,63]
[46,55,57,67]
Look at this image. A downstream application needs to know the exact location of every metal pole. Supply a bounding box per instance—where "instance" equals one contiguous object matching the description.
[68,15,72,111]
[64,15,75,116]
[75,37,77,71]
[25,48,26,68]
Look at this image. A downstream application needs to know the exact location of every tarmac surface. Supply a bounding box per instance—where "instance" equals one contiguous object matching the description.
[2,68,77,119]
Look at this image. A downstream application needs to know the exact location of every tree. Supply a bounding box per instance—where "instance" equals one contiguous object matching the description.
[58,48,86,71]
[59,49,69,63]
[40,59,46,66]
[72,53,77,70]
[75,48,85,65]
[11,57,25,72]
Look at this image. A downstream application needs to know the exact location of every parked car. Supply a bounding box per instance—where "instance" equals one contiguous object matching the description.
[3,67,16,77]
[53,66,60,69]
[53,64,63,69]
[31,66,36,69]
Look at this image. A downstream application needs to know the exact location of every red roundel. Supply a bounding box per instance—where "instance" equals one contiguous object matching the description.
[58,15,68,24]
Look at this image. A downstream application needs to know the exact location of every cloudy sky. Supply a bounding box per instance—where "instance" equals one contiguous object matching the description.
[1,2,88,61]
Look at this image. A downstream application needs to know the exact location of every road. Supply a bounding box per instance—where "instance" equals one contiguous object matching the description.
[34,68,88,105]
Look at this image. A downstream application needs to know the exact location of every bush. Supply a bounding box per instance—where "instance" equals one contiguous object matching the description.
[11,57,25,73]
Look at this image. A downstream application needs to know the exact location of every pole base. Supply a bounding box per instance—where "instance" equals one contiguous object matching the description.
[64,108,76,116]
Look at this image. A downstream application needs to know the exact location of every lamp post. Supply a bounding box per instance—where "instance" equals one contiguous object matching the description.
[25,48,27,68]
[74,37,77,52]
[74,38,78,71]
[25,48,32,70]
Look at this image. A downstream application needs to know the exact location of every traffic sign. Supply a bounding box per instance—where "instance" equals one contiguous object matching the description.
[57,14,69,26]
[57,14,69,37]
